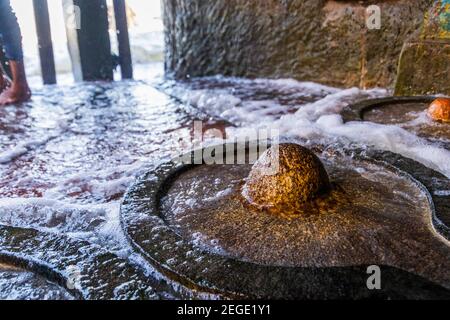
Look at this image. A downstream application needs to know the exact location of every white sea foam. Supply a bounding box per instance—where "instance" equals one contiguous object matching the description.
[0,112,71,164]
[0,197,107,232]
[435,190,450,196]
[203,187,233,202]
[275,115,450,178]
[183,90,242,119]
[252,78,340,94]
[180,82,450,178]
[0,146,28,164]
[191,232,227,256]
[0,135,56,164]
[271,113,450,177]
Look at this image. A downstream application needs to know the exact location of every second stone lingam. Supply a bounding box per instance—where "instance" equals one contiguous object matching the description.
[121,142,450,299]
[341,96,450,148]
[428,98,450,123]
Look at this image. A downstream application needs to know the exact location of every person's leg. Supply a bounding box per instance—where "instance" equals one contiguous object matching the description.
[0,76,4,95]
[0,43,11,91]
[0,0,31,105]
[0,64,5,91]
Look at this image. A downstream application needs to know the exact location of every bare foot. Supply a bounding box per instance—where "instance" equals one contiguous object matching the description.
[0,84,31,105]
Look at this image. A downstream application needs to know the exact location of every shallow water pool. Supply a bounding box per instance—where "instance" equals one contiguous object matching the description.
[1,63,449,299]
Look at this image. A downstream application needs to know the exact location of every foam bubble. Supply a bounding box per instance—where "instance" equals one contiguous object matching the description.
[171,79,450,178]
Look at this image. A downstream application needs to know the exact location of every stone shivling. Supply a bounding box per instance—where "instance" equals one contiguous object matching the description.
[121,142,450,299]
[0,0,449,301]
[428,98,450,123]
[341,96,450,149]
[242,144,331,216]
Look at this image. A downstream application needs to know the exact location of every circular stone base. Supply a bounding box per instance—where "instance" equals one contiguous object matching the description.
[121,143,450,299]
[0,224,174,300]
[0,254,76,300]
[341,96,450,148]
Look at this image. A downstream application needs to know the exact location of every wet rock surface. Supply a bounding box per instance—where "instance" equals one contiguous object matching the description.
[0,77,230,300]
[341,96,450,149]
[1,69,449,300]
[121,144,450,299]
[242,144,331,215]
[0,261,74,300]
[395,40,450,96]
[163,0,432,88]
[395,1,450,95]
[0,226,176,299]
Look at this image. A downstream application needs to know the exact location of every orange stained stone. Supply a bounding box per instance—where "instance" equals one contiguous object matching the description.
[428,98,450,123]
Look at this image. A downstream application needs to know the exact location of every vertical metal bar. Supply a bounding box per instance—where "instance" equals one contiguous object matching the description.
[33,0,57,84]
[113,0,133,79]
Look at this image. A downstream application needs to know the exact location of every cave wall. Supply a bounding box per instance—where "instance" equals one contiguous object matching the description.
[162,0,434,89]
[395,0,450,95]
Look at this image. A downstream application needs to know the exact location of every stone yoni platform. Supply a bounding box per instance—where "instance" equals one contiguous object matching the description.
[341,96,450,150]
[120,143,450,299]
